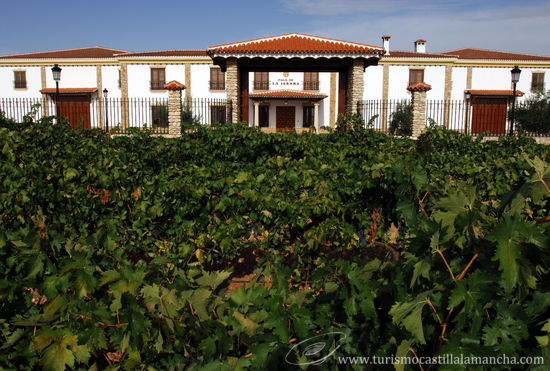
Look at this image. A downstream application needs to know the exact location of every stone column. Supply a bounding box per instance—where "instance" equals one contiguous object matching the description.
[347,59,365,114]
[407,82,432,138]
[381,64,390,131]
[164,80,186,137]
[313,102,320,132]
[225,58,240,123]
[96,66,104,130]
[184,63,192,108]
[443,65,453,127]
[40,66,49,116]
[120,63,129,128]
[253,101,260,127]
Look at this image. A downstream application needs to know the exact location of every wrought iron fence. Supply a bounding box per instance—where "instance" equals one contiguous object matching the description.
[0,97,232,133]
[358,99,411,132]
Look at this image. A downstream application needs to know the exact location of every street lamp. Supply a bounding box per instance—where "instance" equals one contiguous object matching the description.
[51,64,62,119]
[103,88,109,132]
[509,65,521,136]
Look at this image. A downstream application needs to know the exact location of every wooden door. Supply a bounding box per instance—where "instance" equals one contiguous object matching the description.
[57,94,91,129]
[471,97,508,134]
[276,106,295,132]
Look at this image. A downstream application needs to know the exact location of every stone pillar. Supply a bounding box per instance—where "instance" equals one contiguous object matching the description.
[347,59,365,114]
[40,66,49,116]
[381,64,390,131]
[313,102,320,132]
[443,65,453,127]
[164,80,186,137]
[184,63,192,108]
[407,82,432,138]
[96,66,104,130]
[225,58,240,123]
[253,101,260,127]
[120,63,129,128]
[329,72,337,127]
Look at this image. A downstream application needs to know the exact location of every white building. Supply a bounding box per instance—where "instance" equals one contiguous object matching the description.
[0,33,549,134]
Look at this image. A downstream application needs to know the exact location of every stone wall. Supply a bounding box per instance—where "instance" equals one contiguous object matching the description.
[407,82,432,138]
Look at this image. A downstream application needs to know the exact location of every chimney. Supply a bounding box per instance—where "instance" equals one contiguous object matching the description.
[414,39,426,53]
[382,35,391,55]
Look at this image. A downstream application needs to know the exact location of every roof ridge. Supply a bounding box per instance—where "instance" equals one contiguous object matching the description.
[116,49,206,56]
[0,46,130,58]
[208,33,383,50]
[441,47,550,59]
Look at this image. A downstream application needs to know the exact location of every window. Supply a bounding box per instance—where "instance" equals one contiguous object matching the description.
[532,72,545,93]
[151,105,168,127]
[409,69,424,85]
[303,105,314,128]
[14,71,26,89]
[210,105,227,124]
[254,72,269,90]
[259,105,269,127]
[304,72,319,90]
[150,68,165,90]
[210,68,225,90]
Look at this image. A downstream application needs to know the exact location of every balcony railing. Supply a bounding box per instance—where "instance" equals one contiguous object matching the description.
[254,81,269,90]
[14,81,27,89]
[150,81,165,90]
[209,81,226,90]
[304,81,319,90]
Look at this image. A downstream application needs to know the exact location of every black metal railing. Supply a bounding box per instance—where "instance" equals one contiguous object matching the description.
[209,81,226,90]
[303,81,319,90]
[358,99,411,132]
[253,81,269,90]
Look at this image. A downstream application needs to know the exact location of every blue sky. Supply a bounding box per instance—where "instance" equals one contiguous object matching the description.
[1,0,549,55]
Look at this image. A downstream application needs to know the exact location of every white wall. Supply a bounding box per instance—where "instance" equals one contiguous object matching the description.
[451,67,468,100]
[101,66,122,98]
[364,65,383,100]
[387,66,411,100]
[45,66,96,89]
[127,64,186,98]
[0,66,42,98]
[190,64,226,99]
[424,66,445,100]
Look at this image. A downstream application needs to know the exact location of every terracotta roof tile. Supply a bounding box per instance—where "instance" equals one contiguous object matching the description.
[249,90,327,99]
[116,50,208,57]
[407,82,432,92]
[40,88,97,94]
[441,48,550,61]
[466,89,525,96]
[164,80,186,90]
[384,51,456,59]
[208,33,384,55]
[0,47,129,59]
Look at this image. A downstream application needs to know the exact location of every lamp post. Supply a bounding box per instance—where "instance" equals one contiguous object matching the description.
[103,88,109,132]
[510,65,521,136]
[51,64,62,121]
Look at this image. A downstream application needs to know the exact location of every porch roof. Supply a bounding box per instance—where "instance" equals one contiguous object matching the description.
[466,89,525,96]
[249,90,327,100]
[40,88,98,94]
[208,33,385,59]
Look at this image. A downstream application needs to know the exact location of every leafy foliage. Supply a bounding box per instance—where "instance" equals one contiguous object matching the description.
[390,103,413,136]
[514,91,550,134]
[1,116,549,369]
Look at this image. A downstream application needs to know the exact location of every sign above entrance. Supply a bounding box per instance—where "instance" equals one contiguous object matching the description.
[271,78,299,87]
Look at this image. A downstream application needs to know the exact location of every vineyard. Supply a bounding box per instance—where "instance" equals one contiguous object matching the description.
[1,116,550,370]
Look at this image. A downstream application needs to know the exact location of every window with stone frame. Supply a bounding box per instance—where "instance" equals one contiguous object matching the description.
[210,105,227,124]
[259,105,269,127]
[14,71,27,89]
[150,68,166,90]
[210,68,225,90]
[531,72,545,93]
[303,105,314,128]
[304,72,319,90]
[151,105,168,128]
[409,69,424,85]
[254,72,269,90]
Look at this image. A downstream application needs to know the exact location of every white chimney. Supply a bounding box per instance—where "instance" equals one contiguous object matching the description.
[382,35,391,55]
[414,39,426,53]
